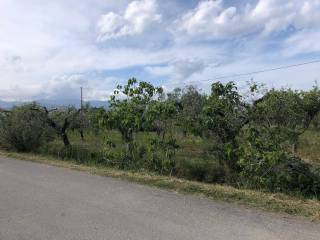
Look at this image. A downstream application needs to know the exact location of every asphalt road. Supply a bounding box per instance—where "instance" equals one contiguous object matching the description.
[0,157,319,240]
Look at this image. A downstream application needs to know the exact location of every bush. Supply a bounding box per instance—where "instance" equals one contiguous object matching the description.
[176,157,227,183]
[0,103,51,152]
[101,138,178,174]
[100,139,134,169]
[238,127,320,198]
[143,138,178,175]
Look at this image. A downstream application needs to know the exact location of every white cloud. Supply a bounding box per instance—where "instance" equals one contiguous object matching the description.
[146,59,207,78]
[43,75,119,101]
[296,0,320,28]
[0,74,120,101]
[164,57,320,93]
[0,0,320,103]
[0,55,24,72]
[177,0,320,39]
[172,59,206,80]
[146,59,209,89]
[97,0,161,41]
[282,30,320,57]
[145,65,172,76]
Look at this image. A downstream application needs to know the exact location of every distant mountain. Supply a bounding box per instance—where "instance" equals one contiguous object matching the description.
[37,99,108,109]
[0,99,108,110]
[0,100,21,109]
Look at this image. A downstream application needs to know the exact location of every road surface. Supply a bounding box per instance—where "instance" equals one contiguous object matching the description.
[0,156,319,240]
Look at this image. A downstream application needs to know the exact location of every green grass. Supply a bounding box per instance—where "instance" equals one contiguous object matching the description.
[298,130,320,165]
[38,130,226,182]
[1,150,320,221]
[64,129,320,165]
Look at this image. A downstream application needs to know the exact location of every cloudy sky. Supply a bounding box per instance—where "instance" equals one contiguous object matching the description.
[0,0,320,101]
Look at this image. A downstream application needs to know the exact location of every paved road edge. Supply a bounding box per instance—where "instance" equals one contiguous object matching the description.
[1,150,319,221]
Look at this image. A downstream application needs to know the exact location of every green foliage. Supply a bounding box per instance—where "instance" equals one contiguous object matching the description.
[87,107,106,135]
[145,97,180,139]
[44,106,81,146]
[203,82,248,143]
[176,157,227,183]
[239,127,320,197]
[202,81,248,170]
[146,137,179,174]
[179,86,206,136]
[251,89,306,146]
[251,87,320,149]
[0,103,50,152]
[104,78,163,157]
[3,78,320,199]
[40,143,104,165]
[301,85,320,128]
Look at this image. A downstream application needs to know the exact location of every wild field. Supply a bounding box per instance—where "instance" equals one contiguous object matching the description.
[1,80,320,201]
[38,128,320,181]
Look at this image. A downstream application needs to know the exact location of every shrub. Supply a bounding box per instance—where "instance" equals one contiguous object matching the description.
[239,127,320,198]
[100,139,133,169]
[0,103,50,152]
[144,138,179,175]
[176,157,227,183]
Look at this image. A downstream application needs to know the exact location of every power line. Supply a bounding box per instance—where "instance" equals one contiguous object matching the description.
[178,59,320,86]
[79,59,320,94]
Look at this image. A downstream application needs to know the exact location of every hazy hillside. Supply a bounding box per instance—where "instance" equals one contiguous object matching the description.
[0,99,108,109]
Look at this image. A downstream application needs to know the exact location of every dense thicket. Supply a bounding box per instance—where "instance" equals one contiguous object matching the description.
[1,79,320,198]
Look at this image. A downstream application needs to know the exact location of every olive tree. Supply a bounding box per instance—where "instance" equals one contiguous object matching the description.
[42,106,81,147]
[0,103,50,152]
[70,107,90,141]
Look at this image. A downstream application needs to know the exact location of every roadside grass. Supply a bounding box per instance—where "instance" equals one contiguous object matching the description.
[1,150,320,221]
[298,130,320,165]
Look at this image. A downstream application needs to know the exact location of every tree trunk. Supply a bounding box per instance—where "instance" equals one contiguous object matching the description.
[61,118,70,147]
[183,130,187,137]
[80,129,84,141]
[292,143,297,154]
[62,132,70,147]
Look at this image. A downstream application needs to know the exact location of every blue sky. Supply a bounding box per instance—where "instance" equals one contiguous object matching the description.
[0,0,320,101]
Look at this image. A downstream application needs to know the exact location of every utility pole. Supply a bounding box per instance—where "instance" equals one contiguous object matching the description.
[80,86,83,110]
[80,86,84,141]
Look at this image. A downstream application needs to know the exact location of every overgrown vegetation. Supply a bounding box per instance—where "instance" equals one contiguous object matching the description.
[1,79,320,200]
[0,103,50,151]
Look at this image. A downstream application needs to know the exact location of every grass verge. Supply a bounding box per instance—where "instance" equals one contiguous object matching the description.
[1,150,320,221]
